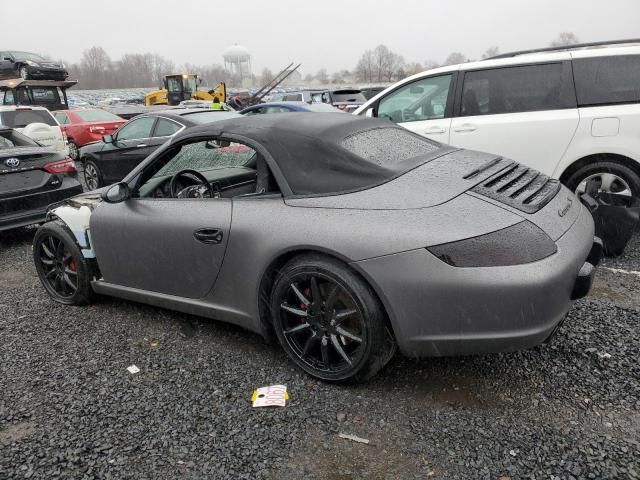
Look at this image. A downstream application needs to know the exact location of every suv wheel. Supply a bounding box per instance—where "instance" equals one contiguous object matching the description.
[566,160,640,200]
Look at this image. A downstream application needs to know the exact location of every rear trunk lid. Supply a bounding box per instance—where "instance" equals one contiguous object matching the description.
[0,147,66,199]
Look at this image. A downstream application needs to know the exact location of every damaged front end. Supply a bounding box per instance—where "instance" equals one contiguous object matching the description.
[46,192,104,259]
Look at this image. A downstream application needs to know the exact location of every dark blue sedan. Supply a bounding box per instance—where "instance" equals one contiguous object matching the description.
[239,101,341,115]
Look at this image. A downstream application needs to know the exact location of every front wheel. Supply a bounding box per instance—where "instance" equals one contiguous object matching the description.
[33,221,93,305]
[83,160,103,191]
[270,255,393,383]
[19,66,29,80]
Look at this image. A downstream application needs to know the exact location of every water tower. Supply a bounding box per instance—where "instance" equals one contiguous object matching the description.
[223,44,252,88]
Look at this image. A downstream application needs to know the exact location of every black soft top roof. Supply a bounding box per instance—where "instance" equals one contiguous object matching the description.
[178,113,449,196]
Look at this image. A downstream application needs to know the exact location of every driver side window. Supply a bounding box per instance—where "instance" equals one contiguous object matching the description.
[377,74,452,123]
[116,117,156,141]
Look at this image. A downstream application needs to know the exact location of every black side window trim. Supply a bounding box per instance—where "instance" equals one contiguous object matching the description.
[453,60,577,117]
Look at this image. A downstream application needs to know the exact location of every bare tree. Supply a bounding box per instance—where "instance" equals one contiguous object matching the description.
[422,60,440,70]
[405,62,424,75]
[355,49,375,83]
[80,46,112,89]
[481,46,500,59]
[315,68,329,84]
[260,67,274,85]
[551,32,580,47]
[442,52,466,66]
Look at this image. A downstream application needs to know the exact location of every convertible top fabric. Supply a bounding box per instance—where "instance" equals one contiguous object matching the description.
[178,113,449,196]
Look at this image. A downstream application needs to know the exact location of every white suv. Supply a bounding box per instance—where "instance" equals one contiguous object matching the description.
[0,106,68,155]
[355,40,640,199]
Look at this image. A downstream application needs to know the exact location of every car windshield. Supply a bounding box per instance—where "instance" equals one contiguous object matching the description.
[179,111,241,124]
[75,110,123,122]
[0,129,39,148]
[0,110,57,128]
[331,90,366,103]
[152,140,256,178]
[10,51,46,62]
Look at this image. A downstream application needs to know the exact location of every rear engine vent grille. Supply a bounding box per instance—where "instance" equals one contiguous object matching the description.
[471,162,560,213]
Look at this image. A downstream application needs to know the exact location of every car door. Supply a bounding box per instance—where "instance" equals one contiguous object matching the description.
[375,73,456,143]
[99,116,156,182]
[449,62,579,176]
[89,137,258,298]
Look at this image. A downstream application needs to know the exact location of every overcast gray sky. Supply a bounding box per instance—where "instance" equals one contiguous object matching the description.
[4,0,640,74]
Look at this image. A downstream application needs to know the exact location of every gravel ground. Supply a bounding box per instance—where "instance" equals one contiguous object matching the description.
[0,226,638,480]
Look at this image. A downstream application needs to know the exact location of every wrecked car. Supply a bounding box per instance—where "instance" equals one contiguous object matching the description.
[33,113,601,382]
[0,126,81,231]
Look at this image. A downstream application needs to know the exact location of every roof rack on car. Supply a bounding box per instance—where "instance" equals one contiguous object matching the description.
[488,38,640,59]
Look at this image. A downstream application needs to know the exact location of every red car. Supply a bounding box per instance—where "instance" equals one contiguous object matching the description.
[52,109,126,160]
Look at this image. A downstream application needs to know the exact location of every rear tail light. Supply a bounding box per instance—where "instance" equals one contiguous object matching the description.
[61,129,68,143]
[90,126,106,133]
[44,158,76,174]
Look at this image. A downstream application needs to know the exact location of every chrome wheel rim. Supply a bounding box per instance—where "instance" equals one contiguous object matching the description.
[576,173,632,197]
[68,143,79,160]
[37,234,78,298]
[278,273,367,376]
[84,163,98,190]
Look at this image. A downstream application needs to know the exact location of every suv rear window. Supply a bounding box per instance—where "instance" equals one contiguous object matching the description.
[0,110,57,128]
[0,129,38,148]
[461,63,574,116]
[342,127,439,166]
[331,90,366,103]
[573,55,640,106]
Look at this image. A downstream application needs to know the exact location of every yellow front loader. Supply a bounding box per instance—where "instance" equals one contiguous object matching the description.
[145,74,226,106]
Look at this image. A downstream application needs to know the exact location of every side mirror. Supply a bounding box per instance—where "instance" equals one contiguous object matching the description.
[102,134,113,143]
[101,182,130,203]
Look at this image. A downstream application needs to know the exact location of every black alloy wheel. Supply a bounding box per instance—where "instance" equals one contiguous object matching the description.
[37,234,78,298]
[33,220,93,305]
[271,255,392,382]
[83,160,102,191]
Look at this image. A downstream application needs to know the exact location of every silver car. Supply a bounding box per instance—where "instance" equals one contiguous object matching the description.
[32,113,601,382]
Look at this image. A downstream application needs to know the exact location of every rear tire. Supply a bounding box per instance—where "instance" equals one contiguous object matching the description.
[565,159,640,199]
[270,254,393,383]
[33,220,93,306]
[68,141,79,160]
[83,160,103,191]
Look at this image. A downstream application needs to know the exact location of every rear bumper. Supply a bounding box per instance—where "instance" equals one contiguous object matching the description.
[353,205,597,357]
[0,176,82,231]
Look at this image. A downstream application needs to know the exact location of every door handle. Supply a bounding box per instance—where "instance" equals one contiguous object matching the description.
[136,144,148,148]
[422,127,446,135]
[193,228,224,244]
[452,124,477,133]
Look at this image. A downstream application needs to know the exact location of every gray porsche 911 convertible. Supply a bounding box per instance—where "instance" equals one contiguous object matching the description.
[33,113,602,382]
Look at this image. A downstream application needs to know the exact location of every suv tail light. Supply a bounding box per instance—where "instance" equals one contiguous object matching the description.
[44,158,76,174]
[61,129,68,143]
